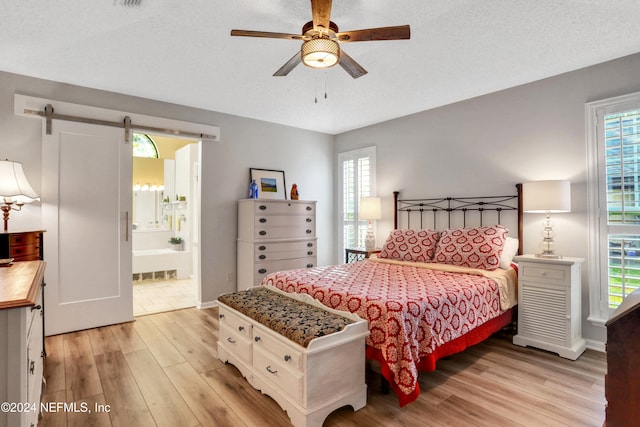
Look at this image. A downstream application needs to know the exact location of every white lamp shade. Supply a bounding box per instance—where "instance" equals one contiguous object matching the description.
[523,180,571,213]
[0,160,39,201]
[359,197,382,220]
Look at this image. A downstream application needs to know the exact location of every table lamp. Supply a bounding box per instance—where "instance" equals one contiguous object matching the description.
[359,197,381,250]
[0,159,39,232]
[523,180,571,258]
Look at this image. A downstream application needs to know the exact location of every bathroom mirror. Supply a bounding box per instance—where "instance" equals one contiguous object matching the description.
[133,157,175,230]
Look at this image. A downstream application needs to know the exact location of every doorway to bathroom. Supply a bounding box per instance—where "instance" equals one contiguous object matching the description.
[131,133,200,316]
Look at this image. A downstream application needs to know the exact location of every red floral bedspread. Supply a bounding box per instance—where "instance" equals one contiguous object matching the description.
[262,259,510,406]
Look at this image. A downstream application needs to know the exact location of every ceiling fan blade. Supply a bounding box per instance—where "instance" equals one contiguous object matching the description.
[311,0,332,31]
[339,50,367,79]
[335,25,410,42]
[231,29,304,41]
[273,51,302,76]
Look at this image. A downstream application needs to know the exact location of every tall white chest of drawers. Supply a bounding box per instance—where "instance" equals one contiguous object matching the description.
[237,199,317,290]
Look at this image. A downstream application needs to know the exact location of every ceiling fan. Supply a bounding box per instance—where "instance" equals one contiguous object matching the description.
[230,0,410,79]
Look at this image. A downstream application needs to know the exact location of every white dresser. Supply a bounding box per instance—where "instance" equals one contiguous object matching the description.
[0,261,47,427]
[217,286,369,427]
[237,199,317,290]
[513,255,586,360]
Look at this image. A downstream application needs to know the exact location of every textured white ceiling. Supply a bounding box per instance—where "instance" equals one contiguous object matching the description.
[2,1,640,134]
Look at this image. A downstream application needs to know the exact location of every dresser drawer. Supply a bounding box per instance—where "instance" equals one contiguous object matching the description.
[254,240,316,263]
[254,202,315,216]
[519,263,570,286]
[253,323,302,371]
[254,215,314,228]
[219,307,252,340]
[27,301,43,410]
[255,257,317,283]
[10,232,39,247]
[253,345,303,404]
[254,224,315,240]
[219,323,252,364]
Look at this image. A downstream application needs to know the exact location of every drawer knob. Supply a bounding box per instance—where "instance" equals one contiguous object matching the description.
[258,268,267,274]
[306,263,314,268]
[284,355,291,362]
[307,243,313,247]
[307,251,313,256]
[226,337,236,344]
[254,336,261,342]
[259,231,267,236]
[266,365,278,374]
[219,314,225,319]
[238,326,245,332]
[259,255,266,260]
[259,205,267,210]
[31,304,42,311]
[30,360,35,375]
[306,218,312,222]
[259,246,266,251]
[306,229,312,234]
[306,206,312,211]
[259,218,267,223]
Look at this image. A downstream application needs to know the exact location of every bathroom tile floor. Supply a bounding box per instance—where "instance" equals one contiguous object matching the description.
[133,277,196,316]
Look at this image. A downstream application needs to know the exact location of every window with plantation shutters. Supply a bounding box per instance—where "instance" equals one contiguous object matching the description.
[338,147,376,262]
[587,93,640,322]
[603,109,640,308]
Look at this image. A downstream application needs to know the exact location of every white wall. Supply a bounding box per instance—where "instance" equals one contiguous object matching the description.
[335,52,640,346]
[0,70,335,306]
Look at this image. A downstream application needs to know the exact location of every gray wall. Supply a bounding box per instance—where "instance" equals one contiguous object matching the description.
[334,51,640,345]
[0,70,335,305]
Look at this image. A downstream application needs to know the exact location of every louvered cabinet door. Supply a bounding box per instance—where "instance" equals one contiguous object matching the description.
[513,255,586,360]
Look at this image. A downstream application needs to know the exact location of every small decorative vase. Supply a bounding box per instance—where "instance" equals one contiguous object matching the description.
[290,183,299,200]
[249,180,259,199]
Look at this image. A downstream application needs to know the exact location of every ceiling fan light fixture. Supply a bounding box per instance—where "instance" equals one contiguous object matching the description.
[301,38,339,69]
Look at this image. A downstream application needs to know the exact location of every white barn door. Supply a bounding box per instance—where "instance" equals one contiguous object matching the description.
[42,120,133,335]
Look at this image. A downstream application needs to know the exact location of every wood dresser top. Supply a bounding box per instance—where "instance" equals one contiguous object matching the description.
[0,260,46,310]
[0,229,46,235]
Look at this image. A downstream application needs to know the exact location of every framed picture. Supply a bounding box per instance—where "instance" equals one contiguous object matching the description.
[250,168,287,200]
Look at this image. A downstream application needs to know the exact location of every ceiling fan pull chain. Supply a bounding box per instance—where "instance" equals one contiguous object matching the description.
[324,73,328,99]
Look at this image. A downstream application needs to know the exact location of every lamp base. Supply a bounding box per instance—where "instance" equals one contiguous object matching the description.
[364,233,376,250]
[535,253,562,259]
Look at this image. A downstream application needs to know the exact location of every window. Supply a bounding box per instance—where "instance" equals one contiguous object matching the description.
[132,133,159,158]
[587,92,640,322]
[338,147,376,261]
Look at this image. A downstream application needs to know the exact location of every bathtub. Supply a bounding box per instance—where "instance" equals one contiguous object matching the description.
[132,248,191,280]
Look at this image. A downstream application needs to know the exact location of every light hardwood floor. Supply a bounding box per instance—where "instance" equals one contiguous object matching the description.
[39,307,606,427]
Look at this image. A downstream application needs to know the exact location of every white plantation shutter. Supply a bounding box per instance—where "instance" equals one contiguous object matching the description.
[588,93,640,323]
[338,147,376,261]
[602,109,640,309]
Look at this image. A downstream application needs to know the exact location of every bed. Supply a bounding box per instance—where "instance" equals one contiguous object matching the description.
[261,187,522,407]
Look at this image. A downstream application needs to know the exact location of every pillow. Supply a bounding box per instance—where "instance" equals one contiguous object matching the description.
[499,237,519,269]
[433,225,508,270]
[379,229,440,262]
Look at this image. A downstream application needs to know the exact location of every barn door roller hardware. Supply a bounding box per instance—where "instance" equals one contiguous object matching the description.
[24,104,218,143]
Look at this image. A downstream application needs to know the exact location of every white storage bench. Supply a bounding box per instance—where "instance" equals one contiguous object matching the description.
[217,286,369,427]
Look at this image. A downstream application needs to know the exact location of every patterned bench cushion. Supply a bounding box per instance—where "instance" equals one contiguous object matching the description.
[217,286,354,348]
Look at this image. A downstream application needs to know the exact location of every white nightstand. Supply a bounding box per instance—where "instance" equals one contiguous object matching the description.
[513,254,586,360]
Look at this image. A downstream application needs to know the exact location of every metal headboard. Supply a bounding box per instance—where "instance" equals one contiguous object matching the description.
[393,184,523,255]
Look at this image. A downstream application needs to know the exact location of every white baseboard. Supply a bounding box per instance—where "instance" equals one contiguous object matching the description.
[197,300,218,310]
[585,338,606,353]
